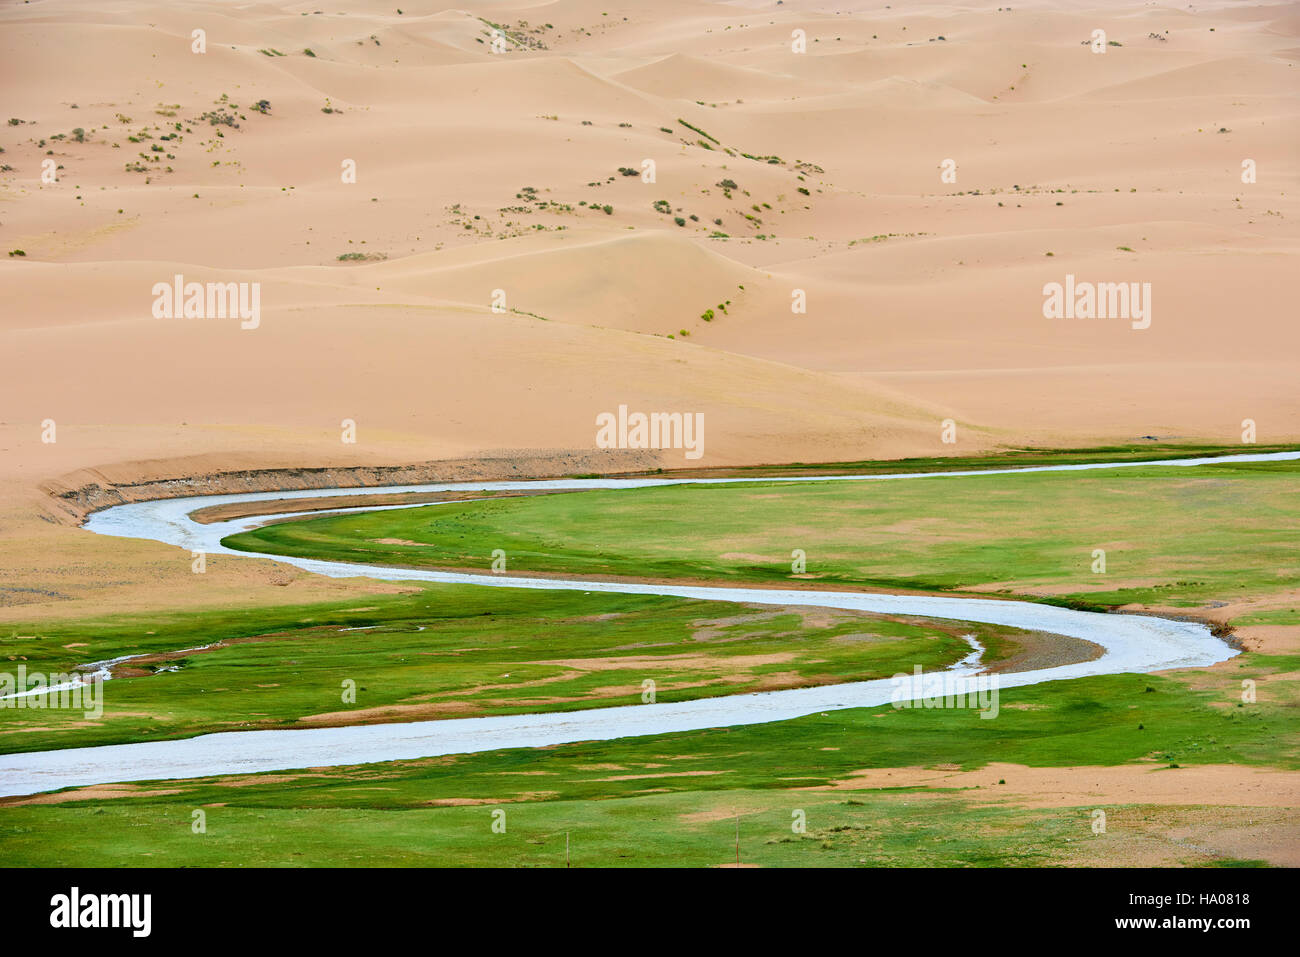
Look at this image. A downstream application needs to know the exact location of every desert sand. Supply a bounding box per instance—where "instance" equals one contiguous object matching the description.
[1,0,1297,615]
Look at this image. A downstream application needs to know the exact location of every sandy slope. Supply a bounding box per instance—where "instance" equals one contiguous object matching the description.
[0,0,1296,615]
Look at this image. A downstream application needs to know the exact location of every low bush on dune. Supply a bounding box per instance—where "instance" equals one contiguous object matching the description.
[677,117,718,144]
[200,109,238,127]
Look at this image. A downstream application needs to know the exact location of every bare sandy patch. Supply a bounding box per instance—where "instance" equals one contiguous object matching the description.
[808,762,1300,809]
[296,700,479,727]
[0,783,183,807]
[1053,806,1300,868]
[593,770,727,782]
[679,806,766,825]
[542,652,797,672]
[421,792,555,807]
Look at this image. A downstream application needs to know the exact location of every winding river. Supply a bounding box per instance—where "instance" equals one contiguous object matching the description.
[1,450,1293,798]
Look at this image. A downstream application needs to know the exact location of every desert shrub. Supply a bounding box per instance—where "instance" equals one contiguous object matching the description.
[677,118,718,143]
[201,109,238,127]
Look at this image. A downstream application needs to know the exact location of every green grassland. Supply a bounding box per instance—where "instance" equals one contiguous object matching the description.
[0,586,1040,754]
[626,442,1300,479]
[2,662,1293,866]
[2,446,1296,866]
[0,790,1269,868]
[225,456,1300,611]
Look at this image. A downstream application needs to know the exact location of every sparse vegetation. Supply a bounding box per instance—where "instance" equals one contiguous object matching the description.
[677,117,718,144]
[200,108,239,127]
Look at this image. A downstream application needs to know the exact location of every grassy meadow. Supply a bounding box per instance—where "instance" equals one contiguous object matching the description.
[2,662,1294,866]
[3,446,1296,866]
[0,586,1038,753]
[226,455,1300,612]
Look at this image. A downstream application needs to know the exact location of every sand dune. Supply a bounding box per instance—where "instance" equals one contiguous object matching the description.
[611,51,835,100]
[0,0,1296,615]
